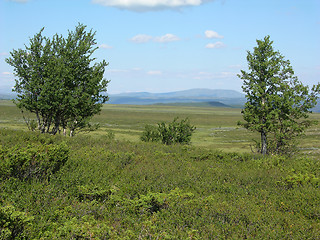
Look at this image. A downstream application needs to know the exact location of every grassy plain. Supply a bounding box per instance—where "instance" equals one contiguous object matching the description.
[1,100,319,155]
[1,100,320,238]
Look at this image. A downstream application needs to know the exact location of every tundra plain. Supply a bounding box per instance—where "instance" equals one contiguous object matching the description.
[1,100,320,239]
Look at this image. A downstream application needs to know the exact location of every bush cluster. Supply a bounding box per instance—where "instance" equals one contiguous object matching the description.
[0,142,69,181]
[141,117,196,145]
[0,129,319,238]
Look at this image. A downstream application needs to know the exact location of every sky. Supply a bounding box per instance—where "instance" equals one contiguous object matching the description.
[0,0,319,94]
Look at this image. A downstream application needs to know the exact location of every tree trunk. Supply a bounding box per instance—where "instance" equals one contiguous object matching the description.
[36,111,41,131]
[261,131,267,155]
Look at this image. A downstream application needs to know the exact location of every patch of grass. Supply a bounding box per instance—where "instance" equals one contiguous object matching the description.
[1,100,320,154]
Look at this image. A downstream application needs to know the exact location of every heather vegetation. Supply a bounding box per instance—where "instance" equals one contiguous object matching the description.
[1,101,320,239]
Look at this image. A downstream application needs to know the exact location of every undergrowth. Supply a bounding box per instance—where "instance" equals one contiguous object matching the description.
[0,128,319,239]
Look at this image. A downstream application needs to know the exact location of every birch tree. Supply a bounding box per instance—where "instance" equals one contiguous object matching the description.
[6,24,109,136]
[238,36,319,155]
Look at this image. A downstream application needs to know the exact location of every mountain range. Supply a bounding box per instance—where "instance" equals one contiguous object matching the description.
[108,88,246,107]
[2,88,319,111]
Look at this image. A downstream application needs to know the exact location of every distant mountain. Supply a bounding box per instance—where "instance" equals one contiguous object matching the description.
[1,88,319,111]
[113,88,244,99]
[108,88,246,107]
[0,92,16,100]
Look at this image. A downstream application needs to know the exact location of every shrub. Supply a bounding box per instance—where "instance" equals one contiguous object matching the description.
[0,142,69,181]
[141,117,196,145]
[140,124,160,142]
[0,205,34,239]
[77,185,112,202]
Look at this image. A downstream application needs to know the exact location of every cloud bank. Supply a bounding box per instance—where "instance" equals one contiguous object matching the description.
[131,33,180,43]
[205,30,224,39]
[130,34,153,43]
[154,34,180,43]
[99,44,113,49]
[205,41,225,49]
[92,0,213,12]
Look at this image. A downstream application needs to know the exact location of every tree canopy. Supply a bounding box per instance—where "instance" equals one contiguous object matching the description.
[6,24,109,136]
[238,35,320,155]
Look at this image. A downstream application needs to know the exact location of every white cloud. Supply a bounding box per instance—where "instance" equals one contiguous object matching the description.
[1,72,12,75]
[131,33,180,43]
[99,44,113,49]
[205,30,224,39]
[92,0,210,12]
[0,52,8,56]
[154,34,180,43]
[147,70,162,75]
[130,34,153,43]
[205,41,226,49]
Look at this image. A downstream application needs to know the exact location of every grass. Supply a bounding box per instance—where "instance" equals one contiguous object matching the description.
[2,100,319,155]
[1,100,320,238]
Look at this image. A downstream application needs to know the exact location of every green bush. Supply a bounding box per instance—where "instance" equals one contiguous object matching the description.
[140,124,160,142]
[141,117,196,145]
[0,205,34,239]
[1,130,320,238]
[0,142,69,181]
[77,185,112,202]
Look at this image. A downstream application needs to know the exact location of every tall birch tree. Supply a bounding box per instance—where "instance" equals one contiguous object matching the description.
[238,36,319,155]
[6,24,109,136]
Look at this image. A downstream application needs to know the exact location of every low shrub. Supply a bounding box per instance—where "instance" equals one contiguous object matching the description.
[140,124,160,142]
[0,142,69,181]
[0,205,34,239]
[77,185,112,202]
[141,117,196,145]
[1,130,320,238]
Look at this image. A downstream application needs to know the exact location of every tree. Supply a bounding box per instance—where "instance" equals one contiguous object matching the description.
[238,36,320,155]
[6,24,109,136]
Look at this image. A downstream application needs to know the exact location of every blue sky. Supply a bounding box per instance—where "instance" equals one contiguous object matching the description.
[0,0,319,94]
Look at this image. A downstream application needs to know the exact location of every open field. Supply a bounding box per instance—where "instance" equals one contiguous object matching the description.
[1,100,320,238]
[1,100,320,156]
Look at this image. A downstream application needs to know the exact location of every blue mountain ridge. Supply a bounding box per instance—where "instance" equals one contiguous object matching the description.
[108,88,246,107]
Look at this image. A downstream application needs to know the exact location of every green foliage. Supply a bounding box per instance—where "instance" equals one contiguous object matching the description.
[238,35,320,155]
[140,124,160,142]
[77,185,112,202]
[141,117,196,145]
[6,23,109,136]
[0,142,69,181]
[280,172,319,188]
[0,205,34,239]
[1,127,320,238]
